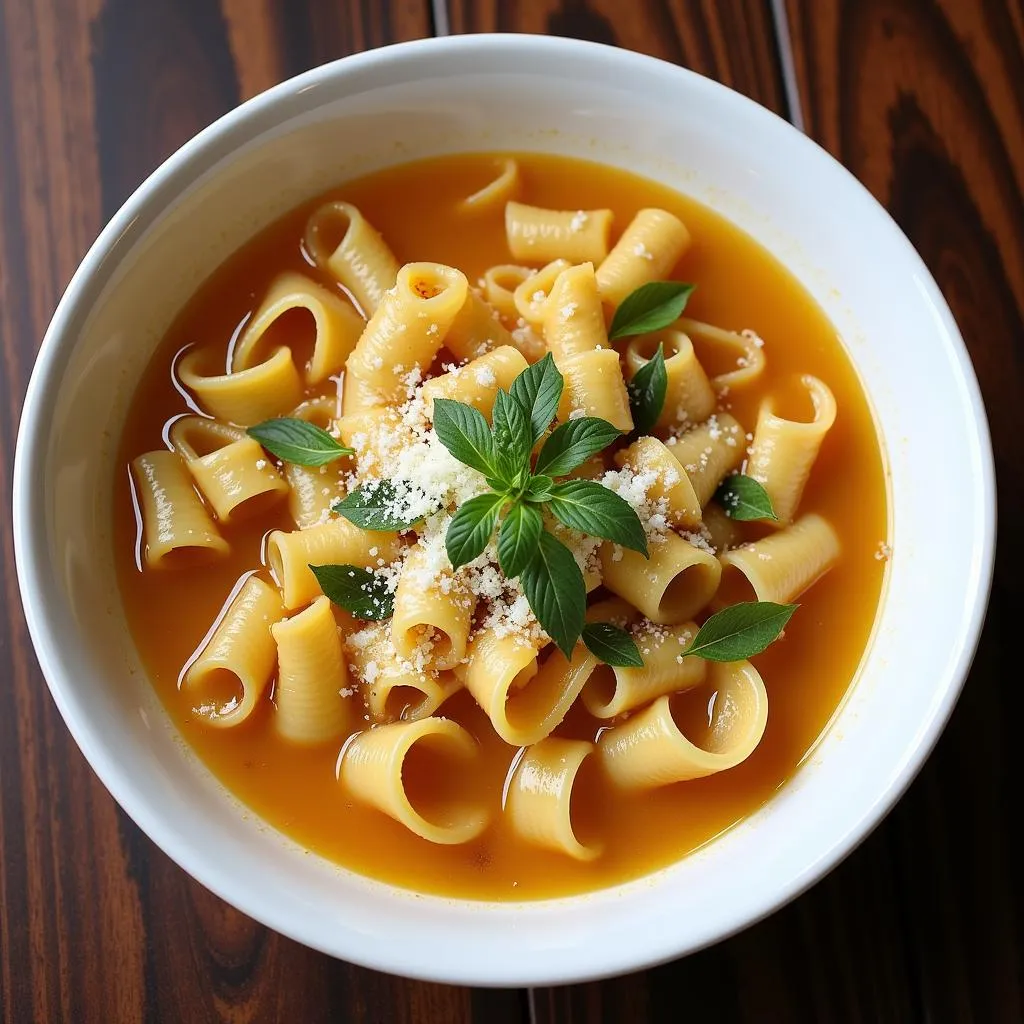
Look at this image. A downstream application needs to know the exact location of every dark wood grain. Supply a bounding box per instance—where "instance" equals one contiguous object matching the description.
[0,1,521,1021]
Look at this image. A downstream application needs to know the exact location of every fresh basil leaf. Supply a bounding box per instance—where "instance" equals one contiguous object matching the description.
[519,530,586,659]
[247,417,352,467]
[608,281,696,341]
[523,474,555,503]
[431,398,496,476]
[497,502,543,578]
[332,482,430,531]
[309,564,393,620]
[547,480,648,555]
[508,352,564,444]
[491,389,534,486]
[626,343,668,435]
[715,475,778,522]
[581,622,644,668]
[533,417,621,478]
[686,602,797,662]
[445,492,506,568]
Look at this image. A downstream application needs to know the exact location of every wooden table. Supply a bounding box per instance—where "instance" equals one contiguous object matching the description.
[1,1,1021,1020]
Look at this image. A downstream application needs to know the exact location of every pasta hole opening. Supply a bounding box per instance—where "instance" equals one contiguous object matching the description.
[568,752,604,851]
[175,420,235,458]
[659,563,719,621]
[228,489,283,523]
[715,563,759,608]
[401,733,479,829]
[668,683,718,748]
[385,685,430,722]
[769,374,820,423]
[188,667,245,721]
[687,330,747,379]
[155,545,223,570]
[307,204,353,261]
[584,665,617,714]
[490,266,530,293]
[265,536,285,586]
[249,307,318,375]
[505,649,569,730]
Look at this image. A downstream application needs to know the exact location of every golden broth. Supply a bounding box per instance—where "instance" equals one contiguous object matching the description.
[114,153,887,899]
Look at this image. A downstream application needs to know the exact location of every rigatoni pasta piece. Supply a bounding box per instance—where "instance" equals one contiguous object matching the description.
[462,631,597,746]
[178,346,303,426]
[336,405,412,478]
[746,375,837,525]
[343,262,469,408]
[505,738,602,862]
[583,621,706,718]
[600,532,721,624]
[182,574,284,727]
[230,272,364,384]
[339,717,489,844]
[131,450,229,568]
[506,201,613,264]
[665,413,746,506]
[303,200,399,315]
[460,157,520,212]
[715,513,841,607]
[445,289,514,361]
[542,263,608,363]
[272,596,353,744]
[596,208,691,306]
[512,259,571,326]
[677,318,766,392]
[556,349,634,433]
[598,660,769,787]
[266,518,403,609]
[614,436,702,529]
[481,264,532,323]
[624,330,716,431]
[391,545,477,671]
[280,396,348,529]
[420,346,529,421]
[169,416,288,522]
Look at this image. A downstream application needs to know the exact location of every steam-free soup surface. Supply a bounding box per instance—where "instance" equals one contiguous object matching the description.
[114,153,887,899]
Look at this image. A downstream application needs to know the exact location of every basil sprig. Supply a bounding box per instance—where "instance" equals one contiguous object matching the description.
[247,417,352,466]
[686,602,797,661]
[714,475,777,522]
[308,564,393,620]
[581,623,643,667]
[333,481,435,532]
[626,343,668,435]
[608,281,695,341]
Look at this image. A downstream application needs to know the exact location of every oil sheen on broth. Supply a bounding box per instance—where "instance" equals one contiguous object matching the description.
[114,153,887,900]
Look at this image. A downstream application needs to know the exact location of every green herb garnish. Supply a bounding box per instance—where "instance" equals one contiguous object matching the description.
[247,417,352,467]
[714,475,778,522]
[685,602,797,661]
[308,564,393,620]
[333,481,431,532]
[581,623,644,667]
[626,342,668,434]
[608,281,695,341]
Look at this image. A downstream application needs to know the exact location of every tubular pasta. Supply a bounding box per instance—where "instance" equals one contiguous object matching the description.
[746,375,837,525]
[420,346,529,421]
[460,157,520,211]
[280,397,348,529]
[665,413,746,507]
[715,513,841,607]
[542,262,608,363]
[583,621,706,718]
[272,596,353,745]
[505,201,613,264]
[600,532,721,624]
[624,330,716,432]
[339,717,489,844]
[445,289,514,361]
[266,518,403,609]
[131,450,228,568]
[169,416,288,522]
[481,264,532,323]
[598,660,769,787]
[512,259,571,326]
[596,208,691,307]
[231,272,364,384]
[178,346,303,427]
[344,262,469,407]
[303,200,399,315]
[462,631,596,746]
[676,318,767,392]
[505,738,602,861]
[614,436,702,529]
[182,575,284,727]
[556,349,634,433]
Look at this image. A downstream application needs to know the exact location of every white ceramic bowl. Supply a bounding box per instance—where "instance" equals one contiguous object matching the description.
[14,35,994,985]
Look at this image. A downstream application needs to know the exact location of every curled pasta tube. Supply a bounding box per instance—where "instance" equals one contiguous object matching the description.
[676,318,766,392]
[460,157,520,212]
[746,374,837,525]
[624,330,716,432]
[231,272,364,384]
[178,346,303,427]
[303,200,399,315]
[445,289,515,361]
[512,259,571,326]
[596,208,691,307]
[543,262,608,363]
[272,596,353,745]
[420,346,529,421]
[505,201,613,264]
[169,416,288,522]
[556,348,634,433]
[665,413,746,507]
[505,738,602,861]
[462,630,597,746]
[714,513,841,608]
[614,436,702,530]
[583,621,707,718]
[340,718,489,845]
[481,264,532,323]
[600,532,721,624]
[131,450,229,568]
[598,660,768,787]
[266,518,403,609]
[182,575,284,727]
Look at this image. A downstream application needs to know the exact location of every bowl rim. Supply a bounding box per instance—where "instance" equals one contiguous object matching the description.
[13,32,996,985]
